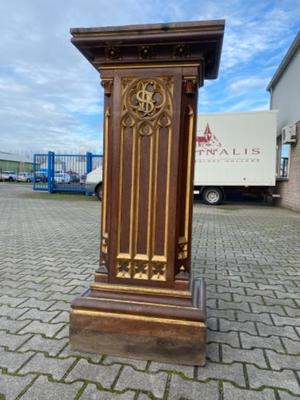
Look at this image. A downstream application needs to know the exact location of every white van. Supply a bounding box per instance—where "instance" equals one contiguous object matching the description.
[85,167,103,200]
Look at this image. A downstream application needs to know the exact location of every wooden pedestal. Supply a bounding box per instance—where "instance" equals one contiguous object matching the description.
[70,280,206,365]
[69,20,224,365]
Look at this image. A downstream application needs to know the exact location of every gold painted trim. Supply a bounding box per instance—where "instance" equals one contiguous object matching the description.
[95,272,108,278]
[133,129,141,267]
[72,309,205,328]
[151,119,159,261]
[151,255,167,262]
[129,125,137,266]
[102,107,110,237]
[178,237,186,244]
[147,132,154,261]
[185,105,194,240]
[117,122,124,257]
[134,254,150,261]
[117,253,131,260]
[183,75,198,79]
[99,63,200,70]
[164,116,171,258]
[90,282,191,297]
[84,296,199,310]
[150,79,173,272]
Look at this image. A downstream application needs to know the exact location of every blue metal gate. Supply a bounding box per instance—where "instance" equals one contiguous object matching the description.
[33,152,102,193]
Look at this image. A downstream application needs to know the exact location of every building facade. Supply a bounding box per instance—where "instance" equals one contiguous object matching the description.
[267,32,300,211]
[0,152,34,174]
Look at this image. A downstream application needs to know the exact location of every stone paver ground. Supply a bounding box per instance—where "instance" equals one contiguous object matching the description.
[0,183,300,399]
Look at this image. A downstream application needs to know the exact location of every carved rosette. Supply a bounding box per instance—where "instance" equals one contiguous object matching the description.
[105,46,120,59]
[174,43,190,57]
[138,45,153,59]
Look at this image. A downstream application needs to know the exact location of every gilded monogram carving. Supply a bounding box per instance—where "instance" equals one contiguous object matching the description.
[129,80,166,119]
[121,77,172,137]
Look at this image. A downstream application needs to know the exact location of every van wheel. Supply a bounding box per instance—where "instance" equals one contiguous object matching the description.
[202,187,223,205]
[95,184,103,201]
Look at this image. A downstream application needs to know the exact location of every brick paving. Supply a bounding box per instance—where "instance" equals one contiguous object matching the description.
[0,183,300,399]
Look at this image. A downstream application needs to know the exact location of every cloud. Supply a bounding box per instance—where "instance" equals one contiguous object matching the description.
[1,0,184,155]
[220,3,300,71]
[0,59,102,154]
[230,77,270,93]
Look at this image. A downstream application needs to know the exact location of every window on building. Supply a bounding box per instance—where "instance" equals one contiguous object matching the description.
[279,141,290,178]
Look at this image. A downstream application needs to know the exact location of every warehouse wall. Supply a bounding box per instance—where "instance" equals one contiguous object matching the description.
[0,160,33,173]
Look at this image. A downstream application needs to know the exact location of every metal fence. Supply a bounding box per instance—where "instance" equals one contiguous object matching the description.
[33,152,102,193]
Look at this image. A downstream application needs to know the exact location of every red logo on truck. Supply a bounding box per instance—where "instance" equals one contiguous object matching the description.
[195,123,260,159]
[196,123,222,148]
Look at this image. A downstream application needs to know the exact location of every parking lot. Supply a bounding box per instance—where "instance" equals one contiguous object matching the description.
[0,183,299,399]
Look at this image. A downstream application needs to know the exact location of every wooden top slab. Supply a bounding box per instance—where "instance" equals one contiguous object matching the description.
[70,20,225,79]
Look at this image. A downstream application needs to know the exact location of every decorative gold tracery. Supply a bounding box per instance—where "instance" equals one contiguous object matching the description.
[122,77,172,137]
[151,263,166,281]
[116,261,131,278]
[133,262,149,280]
[116,77,173,282]
[128,80,166,119]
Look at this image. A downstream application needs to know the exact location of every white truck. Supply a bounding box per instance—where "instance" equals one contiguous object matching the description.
[87,110,277,204]
[195,111,277,204]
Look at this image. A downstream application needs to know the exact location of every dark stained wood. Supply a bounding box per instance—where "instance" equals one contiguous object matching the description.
[70,322,206,366]
[70,20,225,79]
[69,20,224,365]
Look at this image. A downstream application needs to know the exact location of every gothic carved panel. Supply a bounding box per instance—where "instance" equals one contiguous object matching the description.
[115,77,173,282]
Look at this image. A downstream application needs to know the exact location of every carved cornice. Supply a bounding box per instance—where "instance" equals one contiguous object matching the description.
[70,20,225,80]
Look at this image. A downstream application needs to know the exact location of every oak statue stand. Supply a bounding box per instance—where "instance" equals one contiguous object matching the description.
[69,20,224,365]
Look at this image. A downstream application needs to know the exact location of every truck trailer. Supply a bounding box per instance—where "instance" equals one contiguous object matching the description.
[87,110,278,205]
[194,111,277,204]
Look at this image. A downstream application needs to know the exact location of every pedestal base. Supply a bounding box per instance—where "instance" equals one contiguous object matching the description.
[69,280,207,366]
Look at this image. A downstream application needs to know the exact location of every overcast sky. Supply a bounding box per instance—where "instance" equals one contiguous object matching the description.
[0,0,299,155]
